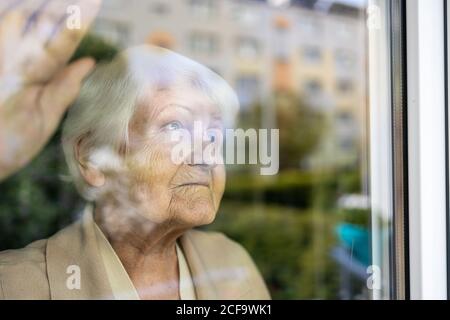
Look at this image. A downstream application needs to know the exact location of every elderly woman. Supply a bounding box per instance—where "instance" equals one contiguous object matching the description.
[0,46,270,300]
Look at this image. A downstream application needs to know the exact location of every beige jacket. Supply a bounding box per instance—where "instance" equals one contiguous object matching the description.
[0,209,270,300]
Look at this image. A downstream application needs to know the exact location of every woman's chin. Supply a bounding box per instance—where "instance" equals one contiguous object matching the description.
[175,200,217,227]
[164,190,218,226]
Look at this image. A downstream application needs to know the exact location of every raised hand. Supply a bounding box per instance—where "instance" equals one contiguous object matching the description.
[0,0,101,180]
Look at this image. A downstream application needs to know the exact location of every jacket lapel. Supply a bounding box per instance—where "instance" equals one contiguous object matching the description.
[179,232,219,299]
[46,205,113,299]
[180,231,252,299]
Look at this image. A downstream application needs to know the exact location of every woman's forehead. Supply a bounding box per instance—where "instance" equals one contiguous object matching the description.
[138,87,222,118]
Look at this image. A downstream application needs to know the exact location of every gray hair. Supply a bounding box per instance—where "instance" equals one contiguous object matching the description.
[62,45,239,201]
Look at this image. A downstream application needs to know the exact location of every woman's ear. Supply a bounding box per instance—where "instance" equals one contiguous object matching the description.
[74,137,105,188]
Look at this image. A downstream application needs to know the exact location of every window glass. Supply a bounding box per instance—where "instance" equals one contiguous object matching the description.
[0,0,396,300]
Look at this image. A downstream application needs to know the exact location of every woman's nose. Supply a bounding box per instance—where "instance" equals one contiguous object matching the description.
[189,126,222,167]
[190,136,215,167]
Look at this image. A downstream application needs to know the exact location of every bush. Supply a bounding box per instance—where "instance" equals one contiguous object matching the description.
[204,201,341,299]
[224,169,339,209]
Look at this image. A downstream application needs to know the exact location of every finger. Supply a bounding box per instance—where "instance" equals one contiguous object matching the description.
[33,0,71,41]
[45,7,70,46]
[17,0,71,82]
[39,57,95,133]
[20,0,70,46]
[45,0,101,66]
[0,0,27,21]
[21,0,52,36]
[0,1,52,80]
[0,11,24,74]
[18,0,86,83]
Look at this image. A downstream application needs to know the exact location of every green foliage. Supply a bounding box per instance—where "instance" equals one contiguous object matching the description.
[224,170,322,208]
[0,136,82,250]
[203,201,341,299]
[70,33,119,63]
[217,168,369,299]
[337,208,370,227]
[223,169,354,210]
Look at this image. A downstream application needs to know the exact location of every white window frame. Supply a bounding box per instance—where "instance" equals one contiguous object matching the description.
[406,0,448,300]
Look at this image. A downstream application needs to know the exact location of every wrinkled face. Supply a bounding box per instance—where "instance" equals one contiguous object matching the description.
[117,86,226,227]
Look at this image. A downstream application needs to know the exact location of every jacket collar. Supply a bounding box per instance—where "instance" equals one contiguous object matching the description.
[45,205,223,299]
[46,206,113,299]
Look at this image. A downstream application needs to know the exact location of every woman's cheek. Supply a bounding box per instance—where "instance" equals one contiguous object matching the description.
[134,146,180,183]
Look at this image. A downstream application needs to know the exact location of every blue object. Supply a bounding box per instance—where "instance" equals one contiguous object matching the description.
[335,223,370,266]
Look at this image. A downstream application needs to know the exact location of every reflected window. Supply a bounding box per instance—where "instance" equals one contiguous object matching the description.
[188,0,217,19]
[337,79,354,93]
[232,4,261,26]
[235,75,261,109]
[298,16,324,36]
[302,46,323,64]
[151,2,170,15]
[189,32,219,55]
[304,79,323,96]
[335,49,355,70]
[236,37,261,59]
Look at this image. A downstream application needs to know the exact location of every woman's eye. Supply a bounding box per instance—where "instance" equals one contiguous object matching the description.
[164,121,183,131]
